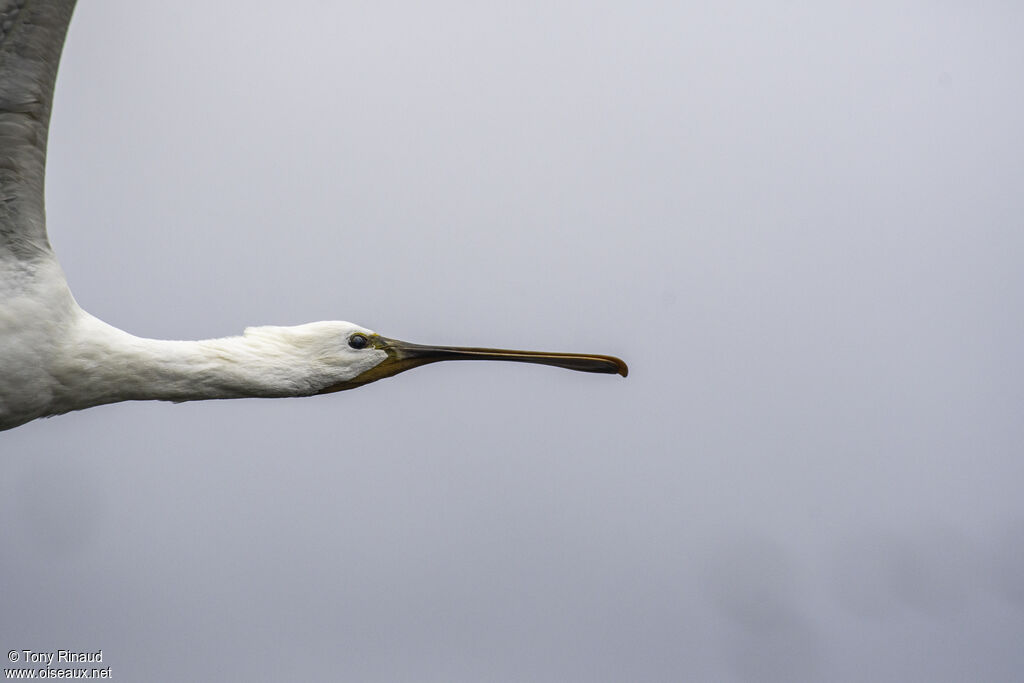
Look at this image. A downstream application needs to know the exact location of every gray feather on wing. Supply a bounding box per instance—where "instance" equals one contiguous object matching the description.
[0,0,76,262]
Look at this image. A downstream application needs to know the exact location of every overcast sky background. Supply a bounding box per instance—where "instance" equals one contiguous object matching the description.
[2,1,1023,680]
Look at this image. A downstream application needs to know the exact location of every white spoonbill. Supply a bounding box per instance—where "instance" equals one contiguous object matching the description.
[0,1,626,432]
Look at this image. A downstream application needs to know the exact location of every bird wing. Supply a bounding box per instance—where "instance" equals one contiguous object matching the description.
[0,0,76,262]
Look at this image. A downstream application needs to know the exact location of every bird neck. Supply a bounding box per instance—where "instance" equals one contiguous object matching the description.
[54,313,322,413]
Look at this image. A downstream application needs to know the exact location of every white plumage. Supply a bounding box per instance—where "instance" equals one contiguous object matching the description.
[0,1,626,431]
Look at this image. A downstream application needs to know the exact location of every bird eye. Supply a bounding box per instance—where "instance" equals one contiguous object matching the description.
[348,334,369,350]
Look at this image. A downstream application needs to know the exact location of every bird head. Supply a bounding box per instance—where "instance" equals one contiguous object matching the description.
[248,320,627,395]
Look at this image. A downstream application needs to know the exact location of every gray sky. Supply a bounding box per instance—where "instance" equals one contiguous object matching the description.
[3,1,1024,680]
